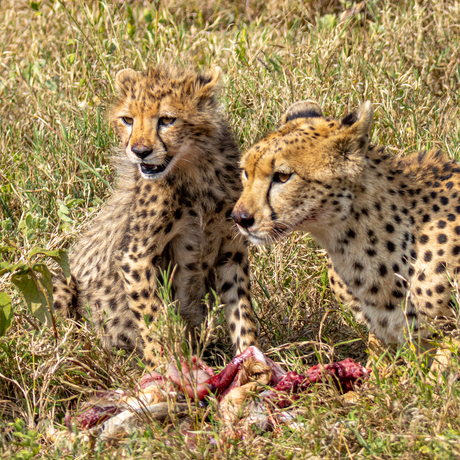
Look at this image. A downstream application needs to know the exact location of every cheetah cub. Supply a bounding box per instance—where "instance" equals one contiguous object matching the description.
[53,65,258,368]
[232,99,460,356]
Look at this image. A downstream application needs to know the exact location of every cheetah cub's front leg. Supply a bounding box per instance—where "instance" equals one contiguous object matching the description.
[217,234,259,352]
[118,236,169,369]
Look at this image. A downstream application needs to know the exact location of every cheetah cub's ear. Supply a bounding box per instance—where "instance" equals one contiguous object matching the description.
[280,100,323,125]
[114,68,137,94]
[195,66,222,98]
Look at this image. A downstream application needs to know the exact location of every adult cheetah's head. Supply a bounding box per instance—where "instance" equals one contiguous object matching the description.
[109,65,222,180]
[232,100,373,245]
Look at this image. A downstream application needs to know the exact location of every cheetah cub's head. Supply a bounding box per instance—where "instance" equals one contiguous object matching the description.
[110,65,222,180]
[232,100,373,245]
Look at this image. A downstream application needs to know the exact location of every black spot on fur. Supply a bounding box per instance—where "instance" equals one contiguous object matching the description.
[387,241,396,252]
[438,234,447,244]
[221,282,233,293]
[385,302,395,311]
[386,224,395,233]
[346,229,356,238]
[435,284,445,294]
[370,284,379,294]
[233,252,244,264]
[237,287,246,298]
[435,262,446,274]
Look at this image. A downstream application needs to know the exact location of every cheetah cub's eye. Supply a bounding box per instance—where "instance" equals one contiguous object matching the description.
[122,117,133,125]
[242,170,248,181]
[273,172,292,183]
[159,117,176,126]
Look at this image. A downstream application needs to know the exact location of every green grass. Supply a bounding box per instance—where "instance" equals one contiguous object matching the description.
[2,0,460,458]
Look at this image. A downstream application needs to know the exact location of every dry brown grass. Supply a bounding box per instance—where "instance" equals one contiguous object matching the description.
[2,0,460,458]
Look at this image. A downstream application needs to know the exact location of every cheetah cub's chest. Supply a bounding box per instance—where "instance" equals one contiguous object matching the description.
[233,99,460,345]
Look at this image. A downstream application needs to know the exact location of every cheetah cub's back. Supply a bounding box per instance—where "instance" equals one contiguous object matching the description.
[53,65,258,368]
[232,99,460,348]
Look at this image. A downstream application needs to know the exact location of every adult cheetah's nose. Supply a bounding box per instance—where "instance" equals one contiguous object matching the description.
[231,209,255,229]
[132,145,153,159]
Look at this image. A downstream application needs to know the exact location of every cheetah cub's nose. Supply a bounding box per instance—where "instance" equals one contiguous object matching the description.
[231,210,255,229]
[132,145,153,160]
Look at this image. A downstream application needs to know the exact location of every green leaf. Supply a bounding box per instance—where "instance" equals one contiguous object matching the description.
[59,204,70,215]
[44,78,58,92]
[67,53,76,65]
[30,1,40,12]
[0,292,13,336]
[11,265,54,324]
[29,247,71,283]
[57,210,73,223]
[0,245,15,254]
[143,10,153,23]
[0,261,27,277]
[25,213,33,229]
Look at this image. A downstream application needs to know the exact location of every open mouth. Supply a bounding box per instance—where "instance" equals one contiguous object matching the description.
[139,156,172,177]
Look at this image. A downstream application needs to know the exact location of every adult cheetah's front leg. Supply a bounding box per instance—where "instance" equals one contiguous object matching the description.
[217,234,259,352]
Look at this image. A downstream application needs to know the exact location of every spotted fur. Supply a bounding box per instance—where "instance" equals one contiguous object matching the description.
[232,100,460,346]
[53,65,258,367]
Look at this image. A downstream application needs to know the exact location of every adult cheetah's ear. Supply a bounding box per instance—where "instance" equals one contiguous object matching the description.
[195,67,222,98]
[338,101,373,154]
[114,68,137,94]
[341,101,373,136]
[280,100,323,125]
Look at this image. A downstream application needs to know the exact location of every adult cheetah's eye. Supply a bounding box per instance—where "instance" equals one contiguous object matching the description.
[121,117,133,125]
[273,172,292,184]
[159,117,176,126]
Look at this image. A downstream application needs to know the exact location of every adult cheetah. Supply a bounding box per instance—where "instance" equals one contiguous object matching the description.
[232,99,460,357]
[53,65,258,368]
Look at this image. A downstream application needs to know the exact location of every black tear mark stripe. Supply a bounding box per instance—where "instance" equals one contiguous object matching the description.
[266,157,278,222]
[156,126,168,154]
